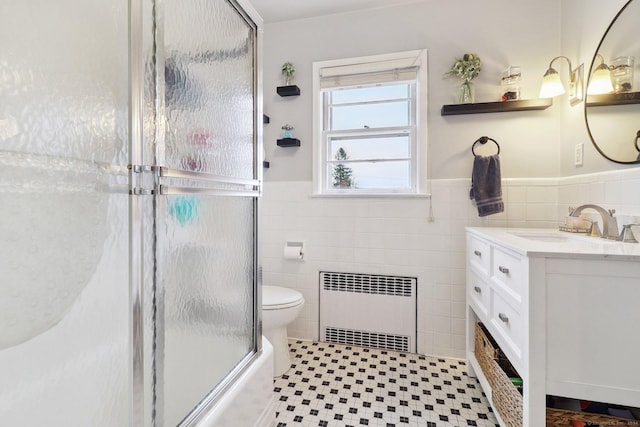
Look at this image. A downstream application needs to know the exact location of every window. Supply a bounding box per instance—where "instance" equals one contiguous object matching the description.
[312,50,428,196]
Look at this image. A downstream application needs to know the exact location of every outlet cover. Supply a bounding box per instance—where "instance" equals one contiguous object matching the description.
[574,143,584,166]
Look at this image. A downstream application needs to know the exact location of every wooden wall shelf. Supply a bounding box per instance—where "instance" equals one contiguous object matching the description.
[277,138,300,147]
[277,85,300,97]
[586,91,640,106]
[441,98,553,116]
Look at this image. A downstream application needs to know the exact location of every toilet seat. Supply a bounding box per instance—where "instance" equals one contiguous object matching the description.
[263,286,304,310]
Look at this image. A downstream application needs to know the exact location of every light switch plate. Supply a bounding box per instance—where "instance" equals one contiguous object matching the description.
[574,143,584,166]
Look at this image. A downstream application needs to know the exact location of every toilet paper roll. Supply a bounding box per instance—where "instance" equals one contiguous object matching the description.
[284,246,303,260]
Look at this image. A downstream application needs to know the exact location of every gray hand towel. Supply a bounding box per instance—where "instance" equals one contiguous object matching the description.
[470,154,504,217]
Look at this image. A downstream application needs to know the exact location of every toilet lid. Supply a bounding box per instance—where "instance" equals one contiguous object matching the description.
[263,286,304,309]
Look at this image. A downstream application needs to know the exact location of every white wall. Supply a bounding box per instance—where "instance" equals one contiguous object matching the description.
[263,0,562,181]
[259,0,640,359]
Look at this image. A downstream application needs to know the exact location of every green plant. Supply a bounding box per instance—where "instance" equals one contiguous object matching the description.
[332,147,353,188]
[281,62,296,85]
[445,53,482,83]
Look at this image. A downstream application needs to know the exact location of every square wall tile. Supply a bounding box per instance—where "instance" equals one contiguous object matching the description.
[262,172,640,359]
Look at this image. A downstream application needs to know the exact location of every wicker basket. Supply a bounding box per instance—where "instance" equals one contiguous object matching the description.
[546,408,637,426]
[491,357,523,427]
[474,323,501,371]
[474,323,523,427]
[475,324,637,426]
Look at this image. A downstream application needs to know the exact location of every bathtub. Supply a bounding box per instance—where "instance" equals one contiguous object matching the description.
[195,337,275,427]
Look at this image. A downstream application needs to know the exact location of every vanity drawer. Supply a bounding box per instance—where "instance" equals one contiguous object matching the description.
[492,246,524,300]
[468,270,491,318]
[490,290,523,361]
[468,235,490,276]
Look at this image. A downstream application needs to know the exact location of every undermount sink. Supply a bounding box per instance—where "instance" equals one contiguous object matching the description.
[509,232,574,243]
[508,230,617,244]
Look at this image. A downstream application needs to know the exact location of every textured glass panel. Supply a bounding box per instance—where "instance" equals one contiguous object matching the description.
[0,3,128,165]
[0,0,129,425]
[150,1,258,424]
[162,0,255,179]
[157,194,255,426]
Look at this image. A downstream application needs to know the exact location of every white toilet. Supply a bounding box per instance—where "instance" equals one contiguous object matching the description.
[262,285,305,377]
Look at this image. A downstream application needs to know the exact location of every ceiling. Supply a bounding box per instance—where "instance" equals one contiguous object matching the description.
[249,0,425,23]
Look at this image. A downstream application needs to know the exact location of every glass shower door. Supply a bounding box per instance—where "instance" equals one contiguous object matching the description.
[0,0,130,425]
[147,0,260,424]
[0,0,259,424]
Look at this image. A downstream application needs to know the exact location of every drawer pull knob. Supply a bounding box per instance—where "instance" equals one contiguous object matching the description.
[498,312,509,323]
[473,286,482,294]
[473,250,482,257]
[498,265,510,274]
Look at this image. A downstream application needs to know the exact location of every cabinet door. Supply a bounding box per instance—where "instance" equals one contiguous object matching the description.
[545,259,640,407]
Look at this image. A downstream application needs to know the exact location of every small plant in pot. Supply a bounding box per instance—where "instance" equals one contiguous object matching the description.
[445,53,481,103]
[281,62,296,86]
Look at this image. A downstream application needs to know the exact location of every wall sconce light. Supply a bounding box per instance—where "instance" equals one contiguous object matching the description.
[539,56,584,105]
[586,55,614,95]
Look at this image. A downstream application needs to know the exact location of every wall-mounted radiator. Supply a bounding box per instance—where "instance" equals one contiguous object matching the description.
[319,272,417,353]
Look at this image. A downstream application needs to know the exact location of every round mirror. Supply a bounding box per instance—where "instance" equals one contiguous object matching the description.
[585,0,640,163]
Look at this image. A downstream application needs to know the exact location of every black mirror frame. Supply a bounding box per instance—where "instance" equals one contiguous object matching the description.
[584,0,640,164]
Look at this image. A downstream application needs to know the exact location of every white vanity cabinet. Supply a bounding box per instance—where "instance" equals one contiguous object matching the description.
[465,227,640,427]
[467,235,527,372]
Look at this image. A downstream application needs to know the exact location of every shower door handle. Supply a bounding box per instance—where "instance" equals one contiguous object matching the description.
[157,166,261,197]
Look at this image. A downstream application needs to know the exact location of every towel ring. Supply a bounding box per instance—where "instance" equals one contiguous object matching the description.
[472,136,500,157]
[635,130,640,153]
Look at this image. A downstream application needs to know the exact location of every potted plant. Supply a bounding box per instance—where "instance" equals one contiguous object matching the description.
[281,62,296,86]
[445,53,482,103]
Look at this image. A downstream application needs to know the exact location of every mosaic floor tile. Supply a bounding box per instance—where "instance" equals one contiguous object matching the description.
[274,340,499,427]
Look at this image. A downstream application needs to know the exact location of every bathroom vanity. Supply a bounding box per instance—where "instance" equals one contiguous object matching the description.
[465,227,640,426]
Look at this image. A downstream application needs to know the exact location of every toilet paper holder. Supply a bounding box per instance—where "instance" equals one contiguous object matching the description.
[284,241,304,260]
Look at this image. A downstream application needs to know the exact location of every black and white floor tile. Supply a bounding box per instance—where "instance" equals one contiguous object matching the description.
[274,340,499,427]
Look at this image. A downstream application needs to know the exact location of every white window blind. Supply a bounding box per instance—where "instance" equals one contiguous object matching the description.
[320,65,419,89]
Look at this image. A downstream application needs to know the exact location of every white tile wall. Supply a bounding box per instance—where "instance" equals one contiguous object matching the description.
[260,167,640,359]
[557,168,640,226]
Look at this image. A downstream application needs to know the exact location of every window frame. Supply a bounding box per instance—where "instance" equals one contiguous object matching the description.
[312,50,429,197]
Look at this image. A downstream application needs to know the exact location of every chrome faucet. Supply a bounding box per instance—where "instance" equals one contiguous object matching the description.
[569,204,619,240]
[620,223,640,243]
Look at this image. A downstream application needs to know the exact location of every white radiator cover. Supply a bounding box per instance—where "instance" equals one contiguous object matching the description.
[319,272,417,353]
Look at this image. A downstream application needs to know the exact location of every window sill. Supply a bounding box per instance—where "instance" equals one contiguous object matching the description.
[309,192,431,199]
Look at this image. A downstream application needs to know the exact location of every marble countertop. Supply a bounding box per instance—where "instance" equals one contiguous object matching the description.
[466,227,640,260]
